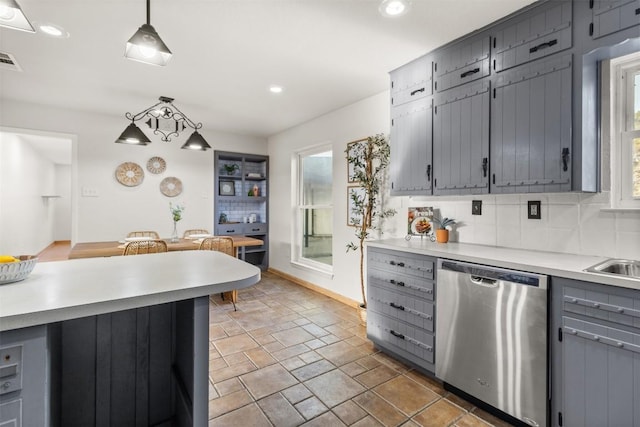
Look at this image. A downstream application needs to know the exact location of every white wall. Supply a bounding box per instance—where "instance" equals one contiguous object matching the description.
[268,90,640,304]
[53,164,72,242]
[0,134,57,254]
[0,99,267,244]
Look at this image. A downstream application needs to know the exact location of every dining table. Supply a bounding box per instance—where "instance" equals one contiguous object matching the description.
[68,235,263,260]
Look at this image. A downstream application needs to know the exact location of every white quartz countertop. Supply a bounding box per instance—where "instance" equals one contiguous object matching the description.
[367,238,640,291]
[0,251,261,331]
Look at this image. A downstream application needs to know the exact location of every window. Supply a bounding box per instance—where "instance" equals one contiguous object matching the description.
[293,146,333,272]
[610,52,640,208]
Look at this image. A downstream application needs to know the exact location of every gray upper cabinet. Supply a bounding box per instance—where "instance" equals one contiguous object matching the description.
[591,0,640,39]
[390,97,433,195]
[390,55,432,107]
[491,54,573,193]
[493,0,573,73]
[433,80,490,195]
[434,36,491,93]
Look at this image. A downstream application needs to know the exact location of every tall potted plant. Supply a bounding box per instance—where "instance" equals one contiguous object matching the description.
[346,134,396,319]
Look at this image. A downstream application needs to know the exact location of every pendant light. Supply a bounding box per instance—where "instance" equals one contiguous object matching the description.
[115,122,151,145]
[0,0,34,32]
[125,0,172,66]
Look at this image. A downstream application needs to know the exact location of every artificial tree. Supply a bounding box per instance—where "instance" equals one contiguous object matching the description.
[346,133,396,309]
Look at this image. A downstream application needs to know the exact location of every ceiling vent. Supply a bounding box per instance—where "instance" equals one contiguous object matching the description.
[0,52,22,72]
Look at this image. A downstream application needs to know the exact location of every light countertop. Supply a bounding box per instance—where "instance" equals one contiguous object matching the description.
[367,238,640,291]
[0,251,261,331]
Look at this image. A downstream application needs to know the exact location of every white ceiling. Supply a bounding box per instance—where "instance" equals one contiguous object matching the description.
[0,0,535,139]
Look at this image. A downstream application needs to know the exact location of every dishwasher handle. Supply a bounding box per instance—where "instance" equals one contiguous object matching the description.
[470,275,498,288]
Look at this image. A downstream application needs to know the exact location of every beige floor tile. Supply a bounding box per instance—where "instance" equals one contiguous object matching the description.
[352,415,385,426]
[245,347,277,368]
[470,408,513,427]
[340,361,368,378]
[404,371,446,396]
[282,383,313,404]
[356,364,400,388]
[272,343,312,361]
[316,341,368,366]
[301,323,330,337]
[332,400,368,425]
[240,364,299,400]
[353,390,408,427]
[214,333,259,356]
[273,326,316,347]
[305,338,327,350]
[304,370,366,408]
[224,352,249,366]
[455,413,493,427]
[292,359,336,381]
[296,396,329,420]
[209,325,227,340]
[214,377,244,397]
[209,357,228,373]
[301,410,347,427]
[374,376,440,416]
[208,403,271,427]
[413,399,464,427]
[445,393,474,412]
[210,361,256,383]
[258,392,306,426]
[208,389,253,419]
[281,356,307,371]
[299,351,323,364]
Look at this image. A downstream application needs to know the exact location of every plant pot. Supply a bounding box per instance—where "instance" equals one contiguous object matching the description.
[358,304,367,325]
[435,229,449,243]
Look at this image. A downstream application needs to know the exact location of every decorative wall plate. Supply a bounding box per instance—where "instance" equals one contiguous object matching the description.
[115,162,144,187]
[160,177,183,197]
[146,156,166,174]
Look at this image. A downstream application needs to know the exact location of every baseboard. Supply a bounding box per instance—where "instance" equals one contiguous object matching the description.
[267,268,361,309]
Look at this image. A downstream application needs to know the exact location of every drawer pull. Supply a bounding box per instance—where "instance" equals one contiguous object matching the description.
[226,229,235,233]
[389,261,396,266]
[569,298,577,303]
[460,68,480,78]
[617,342,624,348]
[529,38,557,53]
[426,289,433,294]
[411,87,425,96]
[390,330,405,340]
[593,303,600,308]
[390,302,405,311]
[617,307,624,313]
[397,262,405,267]
[389,279,405,287]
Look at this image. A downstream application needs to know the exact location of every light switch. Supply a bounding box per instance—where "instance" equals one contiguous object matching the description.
[81,187,99,197]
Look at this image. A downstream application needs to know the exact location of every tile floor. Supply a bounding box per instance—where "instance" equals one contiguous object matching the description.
[208,271,513,427]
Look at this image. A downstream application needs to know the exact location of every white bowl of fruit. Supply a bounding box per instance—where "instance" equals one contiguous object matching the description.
[0,255,38,285]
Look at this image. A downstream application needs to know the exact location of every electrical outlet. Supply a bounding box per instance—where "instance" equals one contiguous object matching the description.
[528,201,541,219]
[472,200,482,215]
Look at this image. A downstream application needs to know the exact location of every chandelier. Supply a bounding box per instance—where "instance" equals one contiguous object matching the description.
[115,96,211,151]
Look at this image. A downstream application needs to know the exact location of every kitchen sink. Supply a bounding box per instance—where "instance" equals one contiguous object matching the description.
[585,259,640,279]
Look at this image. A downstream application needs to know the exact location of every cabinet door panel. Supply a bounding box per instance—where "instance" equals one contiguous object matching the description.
[491,54,572,193]
[435,36,491,92]
[592,0,640,39]
[494,1,572,72]
[391,56,432,106]
[390,97,432,195]
[433,80,490,195]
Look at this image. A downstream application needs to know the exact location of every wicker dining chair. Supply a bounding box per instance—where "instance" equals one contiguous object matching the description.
[183,229,210,238]
[122,239,168,255]
[198,237,237,310]
[126,230,160,239]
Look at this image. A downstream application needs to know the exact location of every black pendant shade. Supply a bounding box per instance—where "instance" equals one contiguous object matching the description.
[115,122,151,145]
[124,0,172,66]
[181,131,212,151]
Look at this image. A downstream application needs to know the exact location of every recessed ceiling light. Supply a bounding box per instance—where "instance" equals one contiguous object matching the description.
[36,22,69,38]
[379,0,411,17]
[269,85,283,94]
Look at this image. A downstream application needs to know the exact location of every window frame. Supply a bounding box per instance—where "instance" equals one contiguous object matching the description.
[291,144,334,274]
[609,53,640,209]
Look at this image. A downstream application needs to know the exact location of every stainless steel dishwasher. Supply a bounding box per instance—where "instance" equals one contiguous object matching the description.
[436,260,548,427]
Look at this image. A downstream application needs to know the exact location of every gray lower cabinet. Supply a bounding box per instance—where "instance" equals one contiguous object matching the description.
[367,247,437,373]
[433,79,490,195]
[551,277,640,427]
[390,97,433,195]
[591,0,640,39]
[491,53,572,193]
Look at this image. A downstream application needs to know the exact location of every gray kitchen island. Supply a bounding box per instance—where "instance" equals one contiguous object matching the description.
[0,251,261,427]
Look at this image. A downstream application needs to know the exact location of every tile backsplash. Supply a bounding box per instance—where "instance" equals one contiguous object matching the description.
[387,191,640,259]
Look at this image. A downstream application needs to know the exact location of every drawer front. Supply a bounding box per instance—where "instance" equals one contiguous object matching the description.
[216,223,245,235]
[245,223,267,234]
[368,248,435,280]
[368,268,434,301]
[563,316,640,355]
[493,1,572,72]
[391,55,433,106]
[367,311,434,364]
[369,283,434,332]
[434,36,491,92]
[563,284,640,330]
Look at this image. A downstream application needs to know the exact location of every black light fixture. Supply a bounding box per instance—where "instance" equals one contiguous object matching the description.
[115,96,211,151]
[0,0,34,32]
[125,0,172,66]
